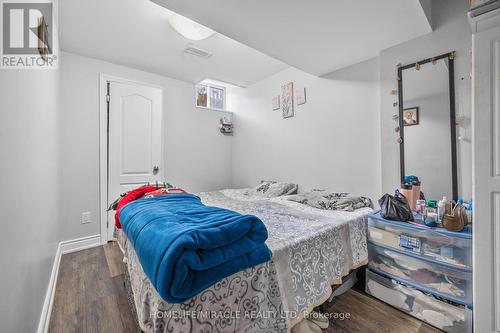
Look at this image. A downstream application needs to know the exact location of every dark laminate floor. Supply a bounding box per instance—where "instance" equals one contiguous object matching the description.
[49,244,441,333]
[324,289,442,333]
[48,243,140,333]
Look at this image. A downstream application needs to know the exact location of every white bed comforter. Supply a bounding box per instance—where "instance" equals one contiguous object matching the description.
[119,189,372,333]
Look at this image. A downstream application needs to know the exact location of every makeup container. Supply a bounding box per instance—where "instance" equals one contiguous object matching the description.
[400,183,414,210]
[411,180,421,209]
[416,199,426,214]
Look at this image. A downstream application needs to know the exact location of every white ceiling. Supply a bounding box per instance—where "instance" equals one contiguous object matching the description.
[59,0,288,86]
[151,0,433,76]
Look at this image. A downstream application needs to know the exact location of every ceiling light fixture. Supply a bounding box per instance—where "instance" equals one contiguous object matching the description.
[167,12,215,41]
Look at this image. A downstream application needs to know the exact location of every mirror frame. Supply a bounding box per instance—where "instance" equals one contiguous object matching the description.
[397,51,458,200]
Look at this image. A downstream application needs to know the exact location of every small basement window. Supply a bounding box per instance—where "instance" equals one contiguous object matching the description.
[196,81,226,111]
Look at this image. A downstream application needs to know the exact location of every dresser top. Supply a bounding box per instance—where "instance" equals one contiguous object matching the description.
[370,211,472,239]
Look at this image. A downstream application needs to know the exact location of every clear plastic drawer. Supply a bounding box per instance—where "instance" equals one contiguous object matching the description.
[365,268,472,333]
[368,213,472,270]
[368,243,471,305]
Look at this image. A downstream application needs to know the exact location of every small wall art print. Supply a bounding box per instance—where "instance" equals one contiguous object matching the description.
[403,107,419,126]
[281,82,294,118]
[196,84,208,108]
[296,87,306,105]
[272,95,280,110]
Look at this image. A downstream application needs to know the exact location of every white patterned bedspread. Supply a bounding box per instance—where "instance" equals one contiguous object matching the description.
[119,189,372,333]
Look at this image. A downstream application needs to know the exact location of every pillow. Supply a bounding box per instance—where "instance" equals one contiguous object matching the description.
[255,180,276,193]
[255,180,298,197]
[288,190,372,211]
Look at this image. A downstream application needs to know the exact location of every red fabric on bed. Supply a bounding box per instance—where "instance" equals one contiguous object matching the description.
[115,186,156,229]
[114,186,187,228]
[142,188,186,198]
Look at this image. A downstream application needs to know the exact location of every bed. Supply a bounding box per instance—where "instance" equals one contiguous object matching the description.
[116,188,373,333]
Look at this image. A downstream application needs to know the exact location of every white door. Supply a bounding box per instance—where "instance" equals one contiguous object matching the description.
[106,81,163,241]
[472,25,500,333]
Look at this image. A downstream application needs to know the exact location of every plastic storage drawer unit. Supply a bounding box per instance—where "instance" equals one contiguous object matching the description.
[367,212,472,269]
[368,243,472,306]
[365,269,471,333]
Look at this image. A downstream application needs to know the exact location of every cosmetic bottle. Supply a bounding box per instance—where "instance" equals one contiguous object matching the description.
[466,200,473,224]
[438,196,447,223]
[400,183,414,210]
[411,180,421,209]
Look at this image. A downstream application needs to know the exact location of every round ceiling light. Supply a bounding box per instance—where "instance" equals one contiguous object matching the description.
[167,12,215,41]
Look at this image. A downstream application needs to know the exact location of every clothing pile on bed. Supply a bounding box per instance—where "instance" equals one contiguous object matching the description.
[112,185,187,228]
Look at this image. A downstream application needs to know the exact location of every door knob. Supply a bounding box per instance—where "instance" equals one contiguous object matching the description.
[153,166,159,174]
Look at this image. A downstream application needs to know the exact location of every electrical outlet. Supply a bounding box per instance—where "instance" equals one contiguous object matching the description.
[81,212,92,224]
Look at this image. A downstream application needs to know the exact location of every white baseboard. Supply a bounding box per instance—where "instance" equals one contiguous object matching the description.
[36,244,61,333]
[60,234,101,255]
[37,234,101,333]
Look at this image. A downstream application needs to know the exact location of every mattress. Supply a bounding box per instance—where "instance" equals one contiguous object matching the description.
[117,189,372,333]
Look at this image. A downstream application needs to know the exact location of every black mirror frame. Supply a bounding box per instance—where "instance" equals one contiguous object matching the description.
[397,51,458,201]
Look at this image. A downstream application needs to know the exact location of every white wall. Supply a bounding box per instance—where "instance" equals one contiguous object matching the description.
[60,52,232,240]
[0,70,60,332]
[379,0,472,200]
[231,58,382,203]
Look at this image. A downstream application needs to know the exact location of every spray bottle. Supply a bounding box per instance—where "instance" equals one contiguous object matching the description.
[437,196,447,223]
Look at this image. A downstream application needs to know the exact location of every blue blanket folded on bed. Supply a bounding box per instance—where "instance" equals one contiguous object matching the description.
[119,193,272,303]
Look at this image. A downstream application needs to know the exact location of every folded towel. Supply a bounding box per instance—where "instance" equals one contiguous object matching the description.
[119,193,272,303]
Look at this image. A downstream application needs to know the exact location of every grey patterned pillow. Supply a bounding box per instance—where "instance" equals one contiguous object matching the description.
[255,181,298,197]
[288,190,372,211]
[255,180,277,193]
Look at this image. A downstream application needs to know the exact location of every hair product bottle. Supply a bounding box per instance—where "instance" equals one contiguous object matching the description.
[411,180,421,210]
[438,196,447,222]
[400,183,414,211]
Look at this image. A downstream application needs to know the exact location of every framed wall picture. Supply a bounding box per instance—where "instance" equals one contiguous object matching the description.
[281,82,294,118]
[296,87,306,105]
[272,95,280,110]
[403,107,419,126]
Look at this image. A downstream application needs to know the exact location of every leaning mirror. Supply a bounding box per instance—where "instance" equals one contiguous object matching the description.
[398,52,458,200]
